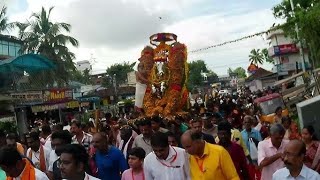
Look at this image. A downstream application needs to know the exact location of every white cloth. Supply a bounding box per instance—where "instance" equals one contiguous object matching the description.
[118,136,133,159]
[272,165,320,180]
[42,135,52,151]
[254,123,262,132]
[85,172,101,180]
[116,130,138,148]
[132,134,153,155]
[26,146,51,170]
[143,146,190,180]
[13,167,49,180]
[135,82,147,108]
[63,125,70,131]
[89,118,96,127]
[48,150,59,172]
[44,139,52,152]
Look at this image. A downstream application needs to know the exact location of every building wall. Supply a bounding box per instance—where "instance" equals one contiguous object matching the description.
[269,33,293,46]
[127,71,136,86]
[261,78,277,88]
[76,60,92,73]
[267,30,310,74]
[248,80,263,92]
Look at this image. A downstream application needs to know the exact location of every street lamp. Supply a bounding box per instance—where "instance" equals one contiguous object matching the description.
[289,0,306,72]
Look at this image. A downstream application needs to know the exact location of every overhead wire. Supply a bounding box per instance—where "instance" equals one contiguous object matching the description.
[187,25,282,53]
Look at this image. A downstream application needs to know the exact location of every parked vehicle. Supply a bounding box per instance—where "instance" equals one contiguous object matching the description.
[218,89,231,96]
[254,93,289,123]
[274,71,316,114]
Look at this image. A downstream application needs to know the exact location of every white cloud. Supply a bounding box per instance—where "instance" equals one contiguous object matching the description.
[60,0,176,49]
[7,0,280,75]
[164,8,279,75]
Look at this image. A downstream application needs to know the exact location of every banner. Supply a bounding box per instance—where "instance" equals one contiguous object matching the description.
[66,101,80,109]
[31,103,66,113]
[11,91,43,104]
[43,89,73,103]
[80,102,90,107]
[274,44,299,56]
[0,116,15,122]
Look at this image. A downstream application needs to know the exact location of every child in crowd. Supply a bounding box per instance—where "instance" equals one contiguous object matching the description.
[121,147,145,180]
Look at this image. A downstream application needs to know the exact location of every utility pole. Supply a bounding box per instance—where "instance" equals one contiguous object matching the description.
[290,0,306,72]
[113,74,117,99]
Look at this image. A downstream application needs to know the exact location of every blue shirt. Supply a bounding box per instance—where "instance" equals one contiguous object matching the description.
[95,146,128,180]
[241,128,262,152]
[272,165,320,180]
[0,169,6,179]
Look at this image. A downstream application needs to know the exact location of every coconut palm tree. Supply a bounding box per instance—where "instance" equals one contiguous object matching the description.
[0,6,14,33]
[249,49,264,66]
[261,48,274,64]
[16,7,79,87]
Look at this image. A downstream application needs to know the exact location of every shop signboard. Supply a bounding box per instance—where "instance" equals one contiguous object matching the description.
[0,116,15,122]
[31,103,66,113]
[43,89,73,103]
[11,91,43,104]
[66,101,80,109]
[274,44,299,56]
[102,99,109,106]
[80,102,90,107]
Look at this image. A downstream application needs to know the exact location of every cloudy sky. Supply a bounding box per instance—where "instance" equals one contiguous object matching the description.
[3,0,283,75]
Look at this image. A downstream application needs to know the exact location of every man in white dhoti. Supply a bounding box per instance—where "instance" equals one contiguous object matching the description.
[134,61,149,112]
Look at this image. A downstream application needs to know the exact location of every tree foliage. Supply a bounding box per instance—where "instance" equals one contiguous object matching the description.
[188,60,211,90]
[249,49,264,65]
[0,6,14,33]
[228,67,247,78]
[248,48,274,65]
[273,0,320,67]
[105,61,135,86]
[71,69,91,85]
[261,48,275,64]
[16,7,79,87]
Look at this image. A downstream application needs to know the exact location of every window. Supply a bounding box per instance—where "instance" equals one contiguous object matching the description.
[0,40,22,57]
[0,44,4,55]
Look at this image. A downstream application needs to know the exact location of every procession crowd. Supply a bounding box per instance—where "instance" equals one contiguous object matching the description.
[0,88,319,180]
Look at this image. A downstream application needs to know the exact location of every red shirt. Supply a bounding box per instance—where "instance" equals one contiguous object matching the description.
[225,142,249,180]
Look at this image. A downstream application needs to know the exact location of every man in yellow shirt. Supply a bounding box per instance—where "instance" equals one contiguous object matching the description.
[181,130,240,180]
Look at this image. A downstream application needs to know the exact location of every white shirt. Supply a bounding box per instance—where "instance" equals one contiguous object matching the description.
[26,146,51,170]
[43,135,52,151]
[85,173,101,180]
[72,132,93,152]
[48,150,59,172]
[13,167,49,180]
[63,125,70,131]
[272,165,320,180]
[143,146,190,180]
[132,134,153,155]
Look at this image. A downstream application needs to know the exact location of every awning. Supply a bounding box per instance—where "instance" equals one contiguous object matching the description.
[0,54,55,73]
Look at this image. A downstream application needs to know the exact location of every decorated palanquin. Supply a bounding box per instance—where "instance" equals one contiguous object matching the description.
[140,33,189,119]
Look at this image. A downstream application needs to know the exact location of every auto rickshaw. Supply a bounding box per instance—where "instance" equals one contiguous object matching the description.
[254,93,289,123]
